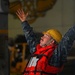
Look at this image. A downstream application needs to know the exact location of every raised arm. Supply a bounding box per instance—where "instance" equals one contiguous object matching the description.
[16,9,38,54]
[59,25,75,61]
[49,25,75,67]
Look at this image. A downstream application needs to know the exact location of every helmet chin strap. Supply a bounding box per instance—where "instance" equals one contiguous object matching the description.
[44,39,54,46]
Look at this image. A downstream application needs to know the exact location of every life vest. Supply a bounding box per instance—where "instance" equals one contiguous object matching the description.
[23,44,63,75]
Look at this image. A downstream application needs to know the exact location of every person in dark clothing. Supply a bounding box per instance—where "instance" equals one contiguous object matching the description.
[16,9,75,75]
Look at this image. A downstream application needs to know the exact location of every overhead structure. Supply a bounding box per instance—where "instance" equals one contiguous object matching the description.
[9,0,57,23]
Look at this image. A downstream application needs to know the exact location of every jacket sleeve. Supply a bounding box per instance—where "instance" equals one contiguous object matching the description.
[59,25,75,62]
[21,21,38,54]
[49,25,75,67]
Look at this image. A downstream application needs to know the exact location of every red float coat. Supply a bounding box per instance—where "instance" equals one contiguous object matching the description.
[23,44,63,75]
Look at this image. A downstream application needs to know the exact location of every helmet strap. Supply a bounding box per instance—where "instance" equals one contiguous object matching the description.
[44,38,54,46]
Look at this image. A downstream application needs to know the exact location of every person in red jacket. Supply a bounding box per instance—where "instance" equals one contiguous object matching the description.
[16,9,75,75]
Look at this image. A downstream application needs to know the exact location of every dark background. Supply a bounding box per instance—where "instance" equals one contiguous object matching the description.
[0,0,9,75]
